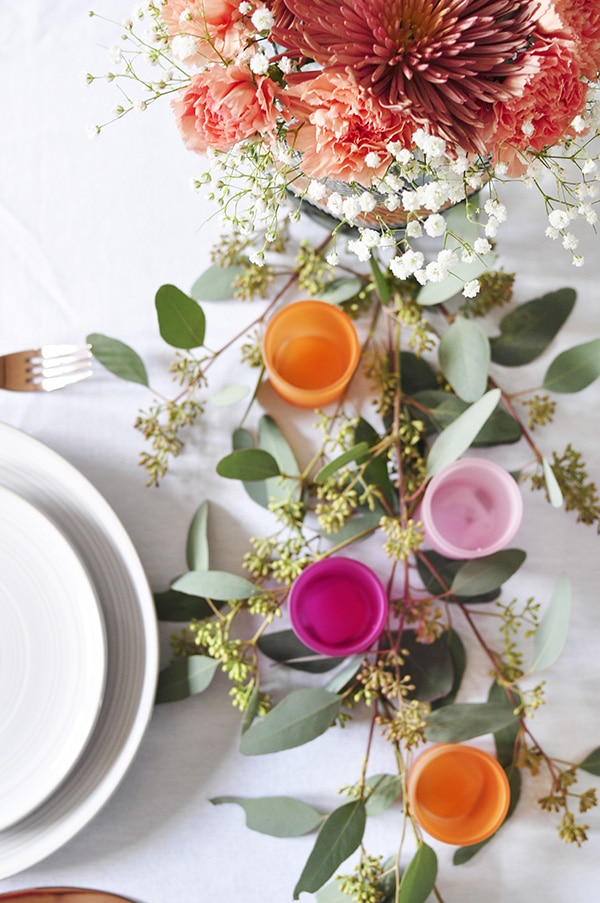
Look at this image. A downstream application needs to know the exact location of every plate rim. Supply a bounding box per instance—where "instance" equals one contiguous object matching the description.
[0,423,158,879]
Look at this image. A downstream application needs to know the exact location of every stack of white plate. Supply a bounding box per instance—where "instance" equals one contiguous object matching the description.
[0,423,158,879]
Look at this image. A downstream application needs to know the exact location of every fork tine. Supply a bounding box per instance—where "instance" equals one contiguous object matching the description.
[36,368,93,392]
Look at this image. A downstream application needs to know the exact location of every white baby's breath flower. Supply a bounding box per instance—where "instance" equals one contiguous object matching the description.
[278,56,294,74]
[134,99,147,112]
[171,34,201,60]
[348,238,372,262]
[548,209,571,230]
[249,52,270,74]
[474,238,492,254]
[365,151,382,168]
[307,180,327,201]
[251,8,274,30]
[405,220,423,239]
[462,279,480,298]
[360,228,380,249]
[572,254,584,266]
[342,196,362,221]
[485,217,499,238]
[424,213,446,237]
[326,192,344,216]
[545,226,560,240]
[359,192,377,213]
[562,232,579,250]
[326,250,340,266]
[521,119,535,138]
[238,1,253,13]
[248,250,265,266]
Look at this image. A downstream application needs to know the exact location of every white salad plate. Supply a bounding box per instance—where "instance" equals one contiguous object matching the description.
[0,423,158,880]
[0,485,106,832]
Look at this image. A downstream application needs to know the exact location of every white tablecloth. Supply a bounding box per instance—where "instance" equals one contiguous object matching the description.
[1,3,599,901]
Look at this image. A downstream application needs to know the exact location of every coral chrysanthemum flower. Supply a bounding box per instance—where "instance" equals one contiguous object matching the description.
[274,0,540,154]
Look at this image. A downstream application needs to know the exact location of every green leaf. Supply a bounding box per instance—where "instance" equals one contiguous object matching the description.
[87,333,148,386]
[400,630,455,703]
[542,457,563,508]
[154,588,223,622]
[155,283,206,349]
[155,655,218,704]
[417,550,500,604]
[210,795,322,837]
[293,800,366,899]
[425,389,501,478]
[543,337,600,393]
[239,688,341,756]
[321,276,364,304]
[321,511,382,544]
[425,702,520,743]
[438,316,491,402]
[444,200,481,246]
[488,681,521,768]
[258,414,300,503]
[417,255,495,306]
[190,262,246,301]
[433,628,467,708]
[529,573,571,673]
[216,448,281,481]
[400,352,438,396]
[371,256,391,303]
[241,686,261,734]
[355,418,396,510]
[172,569,258,601]
[414,391,521,446]
[450,549,527,597]
[579,746,600,777]
[258,630,344,673]
[315,442,371,482]
[490,288,576,366]
[186,500,210,571]
[316,879,349,903]
[210,384,250,406]
[232,427,269,507]
[398,843,438,903]
[324,655,365,693]
[365,773,403,816]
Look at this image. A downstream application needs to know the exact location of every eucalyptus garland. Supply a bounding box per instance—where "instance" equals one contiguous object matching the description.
[89,215,600,903]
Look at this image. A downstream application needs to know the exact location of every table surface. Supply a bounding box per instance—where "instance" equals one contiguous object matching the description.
[1,3,600,902]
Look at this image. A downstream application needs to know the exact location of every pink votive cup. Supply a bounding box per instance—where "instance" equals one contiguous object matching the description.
[288,557,388,656]
[421,458,523,559]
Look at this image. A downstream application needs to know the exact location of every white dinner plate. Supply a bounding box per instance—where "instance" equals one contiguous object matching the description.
[0,485,106,831]
[0,423,158,879]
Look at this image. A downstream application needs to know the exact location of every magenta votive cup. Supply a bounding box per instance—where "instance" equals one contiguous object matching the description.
[421,458,523,559]
[288,557,388,656]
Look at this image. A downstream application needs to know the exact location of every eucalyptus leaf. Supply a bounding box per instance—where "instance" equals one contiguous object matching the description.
[425,389,501,478]
[155,655,218,704]
[316,880,349,903]
[417,255,495,306]
[398,842,438,903]
[315,442,371,483]
[579,746,600,777]
[216,448,281,481]
[239,688,342,755]
[258,630,344,673]
[400,352,438,396]
[365,773,403,816]
[400,630,455,702]
[322,511,382,544]
[490,288,576,366]
[87,333,148,386]
[543,337,600,393]
[258,414,301,503]
[241,686,260,734]
[415,391,521,446]
[186,500,210,571]
[155,284,206,349]
[488,680,521,768]
[324,655,365,693]
[210,384,250,406]
[432,628,467,708]
[371,255,391,304]
[190,262,246,301]
[355,418,396,510]
[172,569,258,601]
[154,588,222,622]
[529,573,571,673]
[417,550,500,604]
[321,276,364,304]
[438,316,491,402]
[425,702,520,743]
[233,427,269,507]
[450,549,527,597]
[210,795,322,837]
[542,457,564,508]
[293,800,366,899]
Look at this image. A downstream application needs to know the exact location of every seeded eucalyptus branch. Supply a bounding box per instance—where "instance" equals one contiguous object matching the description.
[88,219,600,902]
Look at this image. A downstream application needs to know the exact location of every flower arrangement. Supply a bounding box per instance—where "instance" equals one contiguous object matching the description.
[88,0,600,292]
[87,3,600,901]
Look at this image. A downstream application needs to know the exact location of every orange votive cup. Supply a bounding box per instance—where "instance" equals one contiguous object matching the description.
[407,743,510,845]
[262,300,360,408]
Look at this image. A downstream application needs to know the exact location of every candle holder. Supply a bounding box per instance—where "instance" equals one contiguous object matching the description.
[407,743,510,845]
[262,300,360,408]
[288,557,388,656]
[420,458,523,560]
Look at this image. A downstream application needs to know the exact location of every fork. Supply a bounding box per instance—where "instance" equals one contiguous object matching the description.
[0,344,93,392]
